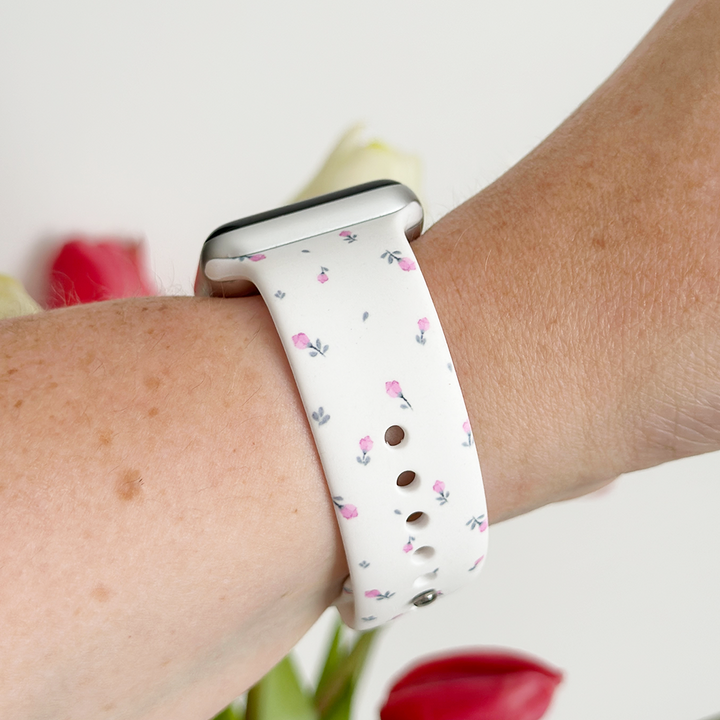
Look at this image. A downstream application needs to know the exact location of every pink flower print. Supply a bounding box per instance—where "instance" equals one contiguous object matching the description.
[333,496,357,519]
[339,229,358,243]
[238,253,266,262]
[403,536,415,553]
[478,519,488,533]
[416,317,429,345]
[317,266,329,283]
[470,555,485,571]
[357,436,373,465]
[462,419,474,447]
[386,380,412,409]
[381,250,417,271]
[434,480,449,505]
[292,333,328,357]
[341,505,358,519]
[365,589,395,600]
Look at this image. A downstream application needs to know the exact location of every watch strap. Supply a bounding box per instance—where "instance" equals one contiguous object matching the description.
[222,203,488,628]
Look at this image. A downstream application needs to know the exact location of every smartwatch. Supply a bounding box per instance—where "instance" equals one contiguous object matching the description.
[195,180,488,629]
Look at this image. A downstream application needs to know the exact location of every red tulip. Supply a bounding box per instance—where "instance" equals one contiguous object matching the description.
[47,237,156,308]
[380,650,563,720]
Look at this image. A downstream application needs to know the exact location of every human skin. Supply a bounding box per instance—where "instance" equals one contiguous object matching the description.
[2,0,720,717]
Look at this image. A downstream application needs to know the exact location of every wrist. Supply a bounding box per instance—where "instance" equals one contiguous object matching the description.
[413,190,621,523]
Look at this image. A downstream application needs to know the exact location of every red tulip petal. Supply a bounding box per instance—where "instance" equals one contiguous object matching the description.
[47,238,156,308]
[380,651,562,720]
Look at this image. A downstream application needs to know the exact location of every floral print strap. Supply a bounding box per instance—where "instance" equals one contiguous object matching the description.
[220,202,488,629]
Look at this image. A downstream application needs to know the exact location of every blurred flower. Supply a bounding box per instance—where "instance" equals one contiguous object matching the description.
[0,275,41,319]
[291,124,422,202]
[46,237,156,308]
[380,650,562,720]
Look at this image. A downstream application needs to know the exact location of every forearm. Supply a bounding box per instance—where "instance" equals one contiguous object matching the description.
[418,0,720,516]
[1,296,348,718]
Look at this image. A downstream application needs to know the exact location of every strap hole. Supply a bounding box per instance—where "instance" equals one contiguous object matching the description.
[396,470,416,487]
[406,511,428,529]
[411,546,435,564]
[384,425,405,446]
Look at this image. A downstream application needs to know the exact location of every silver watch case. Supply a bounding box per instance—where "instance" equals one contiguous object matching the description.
[195,180,424,299]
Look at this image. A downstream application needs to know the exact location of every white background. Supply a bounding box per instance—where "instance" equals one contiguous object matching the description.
[1,1,719,718]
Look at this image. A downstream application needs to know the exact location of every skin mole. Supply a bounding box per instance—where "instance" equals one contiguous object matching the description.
[116,469,144,502]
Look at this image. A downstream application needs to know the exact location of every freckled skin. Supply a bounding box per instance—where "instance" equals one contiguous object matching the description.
[148,407,159,418]
[90,585,111,603]
[144,376,161,391]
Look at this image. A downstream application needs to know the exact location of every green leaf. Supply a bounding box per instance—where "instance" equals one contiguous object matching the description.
[314,621,349,705]
[315,628,380,720]
[246,655,318,720]
[210,699,245,720]
[322,685,353,720]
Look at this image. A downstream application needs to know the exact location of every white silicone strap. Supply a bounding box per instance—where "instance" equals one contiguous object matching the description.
[223,201,488,628]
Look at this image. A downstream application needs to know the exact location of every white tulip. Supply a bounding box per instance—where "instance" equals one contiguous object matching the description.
[0,275,41,319]
[291,125,422,202]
